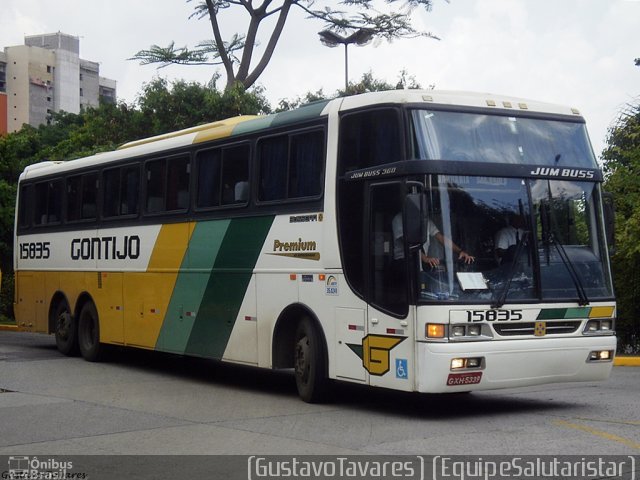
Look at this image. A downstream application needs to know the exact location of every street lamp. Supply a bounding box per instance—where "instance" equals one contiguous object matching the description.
[318,28,374,91]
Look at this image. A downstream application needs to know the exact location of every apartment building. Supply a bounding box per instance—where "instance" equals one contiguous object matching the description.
[1,32,117,134]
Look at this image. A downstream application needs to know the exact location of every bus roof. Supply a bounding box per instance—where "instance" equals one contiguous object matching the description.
[19,90,583,181]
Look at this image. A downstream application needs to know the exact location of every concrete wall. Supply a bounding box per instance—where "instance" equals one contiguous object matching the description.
[0,93,7,135]
[6,45,55,131]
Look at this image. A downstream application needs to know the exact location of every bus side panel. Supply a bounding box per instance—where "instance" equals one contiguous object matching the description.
[14,272,40,331]
[182,217,273,359]
[221,274,258,365]
[154,217,273,360]
[92,272,124,344]
[156,220,229,354]
[123,222,194,349]
[256,272,298,368]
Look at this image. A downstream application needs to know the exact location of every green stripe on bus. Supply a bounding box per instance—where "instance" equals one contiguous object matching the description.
[536,308,567,320]
[156,220,231,353]
[564,307,591,319]
[184,216,274,358]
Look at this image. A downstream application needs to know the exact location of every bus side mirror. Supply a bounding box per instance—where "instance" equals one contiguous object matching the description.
[602,192,615,255]
[404,193,428,247]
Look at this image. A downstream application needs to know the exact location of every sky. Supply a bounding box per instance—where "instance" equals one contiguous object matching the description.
[1,0,639,158]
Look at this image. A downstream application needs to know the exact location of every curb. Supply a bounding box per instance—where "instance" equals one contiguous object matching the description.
[0,324,18,332]
[614,357,640,367]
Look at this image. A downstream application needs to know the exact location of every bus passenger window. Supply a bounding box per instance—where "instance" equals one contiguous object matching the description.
[103,166,139,217]
[221,144,249,205]
[258,135,288,202]
[167,156,190,211]
[34,180,63,225]
[197,149,222,209]
[289,130,324,198]
[145,159,166,214]
[67,173,97,221]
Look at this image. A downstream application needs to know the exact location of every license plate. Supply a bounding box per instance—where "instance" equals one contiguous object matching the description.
[447,372,482,386]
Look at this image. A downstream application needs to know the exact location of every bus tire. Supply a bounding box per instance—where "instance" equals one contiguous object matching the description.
[53,300,78,356]
[78,301,103,362]
[294,317,329,403]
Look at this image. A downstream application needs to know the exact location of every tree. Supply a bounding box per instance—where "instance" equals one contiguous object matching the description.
[0,79,269,321]
[602,99,640,352]
[276,69,424,110]
[131,0,441,91]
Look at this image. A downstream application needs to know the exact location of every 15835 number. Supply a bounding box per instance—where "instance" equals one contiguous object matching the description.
[466,309,523,322]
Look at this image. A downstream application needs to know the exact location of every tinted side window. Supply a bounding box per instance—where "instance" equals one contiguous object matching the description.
[196,144,250,209]
[34,179,63,225]
[259,135,288,202]
[145,159,166,214]
[258,129,325,202]
[104,165,140,217]
[167,156,190,211]
[18,185,32,229]
[222,144,250,205]
[68,173,97,221]
[289,130,324,198]
[338,109,401,176]
[196,149,222,208]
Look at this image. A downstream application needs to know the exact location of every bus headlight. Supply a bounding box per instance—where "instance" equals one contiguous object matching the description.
[468,325,481,336]
[451,357,484,370]
[583,319,615,335]
[451,326,466,337]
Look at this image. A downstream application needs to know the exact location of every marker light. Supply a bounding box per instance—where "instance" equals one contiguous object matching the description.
[427,323,445,338]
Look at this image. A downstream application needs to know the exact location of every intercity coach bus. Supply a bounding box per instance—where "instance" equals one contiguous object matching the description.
[12,90,616,402]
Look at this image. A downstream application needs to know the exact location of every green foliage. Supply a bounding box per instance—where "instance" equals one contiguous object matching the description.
[0,79,268,321]
[276,69,424,111]
[602,100,640,351]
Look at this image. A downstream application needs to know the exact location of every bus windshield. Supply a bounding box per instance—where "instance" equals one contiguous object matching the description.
[412,174,613,304]
[411,110,597,168]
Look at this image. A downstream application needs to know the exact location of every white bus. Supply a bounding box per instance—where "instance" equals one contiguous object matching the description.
[13,90,616,402]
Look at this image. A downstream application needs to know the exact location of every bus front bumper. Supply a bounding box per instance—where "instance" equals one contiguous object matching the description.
[416,336,617,393]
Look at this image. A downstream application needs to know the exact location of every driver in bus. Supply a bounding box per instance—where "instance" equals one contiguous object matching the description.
[420,221,475,269]
[392,213,475,266]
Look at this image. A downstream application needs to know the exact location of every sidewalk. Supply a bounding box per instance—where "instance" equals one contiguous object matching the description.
[0,323,18,332]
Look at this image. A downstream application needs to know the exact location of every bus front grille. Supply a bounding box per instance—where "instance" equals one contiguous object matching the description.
[493,321,581,336]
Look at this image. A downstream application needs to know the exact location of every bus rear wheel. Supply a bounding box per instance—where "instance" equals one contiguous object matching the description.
[294,317,329,403]
[78,301,104,362]
[54,300,78,356]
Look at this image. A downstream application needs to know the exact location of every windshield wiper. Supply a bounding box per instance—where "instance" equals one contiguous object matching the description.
[491,231,529,309]
[548,233,590,306]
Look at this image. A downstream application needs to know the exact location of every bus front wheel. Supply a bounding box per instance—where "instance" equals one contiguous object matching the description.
[294,317,329,403]
[78,302,104,362]
[54,300,77,356]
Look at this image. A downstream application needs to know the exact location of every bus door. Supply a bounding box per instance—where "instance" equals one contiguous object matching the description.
[365,181,415,392]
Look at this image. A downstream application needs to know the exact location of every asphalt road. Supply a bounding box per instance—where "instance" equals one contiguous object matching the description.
[1,330,639,458]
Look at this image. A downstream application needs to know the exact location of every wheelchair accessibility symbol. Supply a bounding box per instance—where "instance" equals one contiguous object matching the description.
[396,359,408,379]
